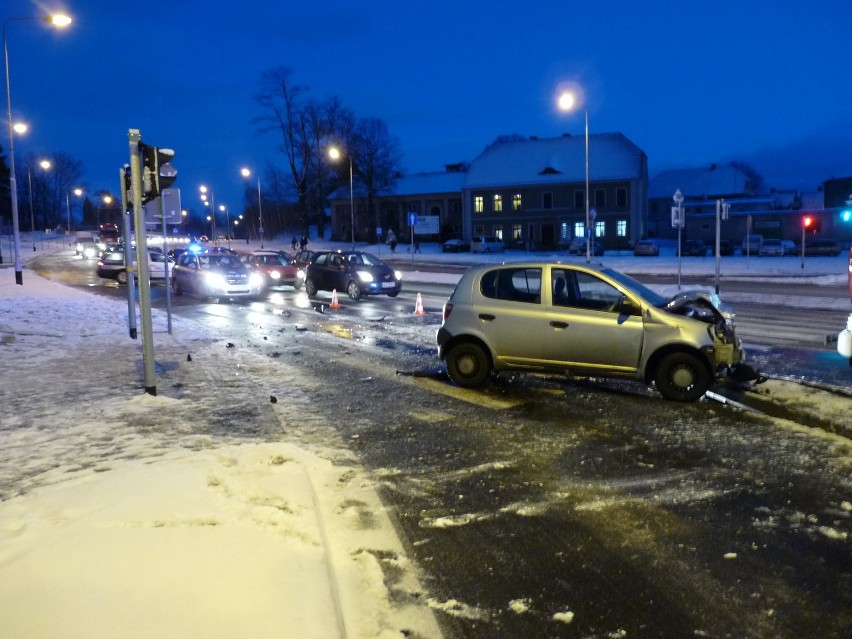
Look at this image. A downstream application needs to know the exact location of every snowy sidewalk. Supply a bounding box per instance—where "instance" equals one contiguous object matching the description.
[0,270,442,638]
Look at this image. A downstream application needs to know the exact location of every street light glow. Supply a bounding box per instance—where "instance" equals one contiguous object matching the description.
[240,167,251,178]
[39,159,51,170]
[12,122,27,134]
[48,14,73,27]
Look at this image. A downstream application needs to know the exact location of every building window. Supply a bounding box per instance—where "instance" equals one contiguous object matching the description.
[512,224,522,239]
[493,194,503,212]
[616,187,627,207]
[474,196,484,213]
[513,193,522,211]
[493,225,503,240]
[574,190,584,209]
[543,192,553,209]
[595,189,606,208]
[595,221,605,238]
[474,224,484,236]
[450,200,462,215]
[574,222,585,239]
[560,222,570,241]
[616,220,627,237]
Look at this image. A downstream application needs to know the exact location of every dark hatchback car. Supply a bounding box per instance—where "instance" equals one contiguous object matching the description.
[804,239,841,256]
[679,240,708,256]
[304,250,402,300]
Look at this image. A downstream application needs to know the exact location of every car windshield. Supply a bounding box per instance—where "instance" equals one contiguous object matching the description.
[256,254,288,266]
[600,268,668,307]
[343,252,384,267]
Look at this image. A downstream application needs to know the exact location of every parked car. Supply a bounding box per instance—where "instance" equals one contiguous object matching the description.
[742,234,764,254]
[566,237,605,256]
[241,250,301,289]
[442,238,470,253]
[804,239,841,256]
[96,249,173,285]
[758,239,785,256]
[171,250,263,301]
[436,262,749,401]
[471,235,504,253]
[633,239,660,256]
[678,240,708,256]
[781,240,798,255]
[304,250,401,300]
[718,240,734,256]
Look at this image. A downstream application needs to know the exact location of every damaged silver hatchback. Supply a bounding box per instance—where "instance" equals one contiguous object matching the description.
[437,262,752,401]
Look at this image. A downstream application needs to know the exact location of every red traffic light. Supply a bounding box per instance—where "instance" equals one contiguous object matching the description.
[803,215,813,228]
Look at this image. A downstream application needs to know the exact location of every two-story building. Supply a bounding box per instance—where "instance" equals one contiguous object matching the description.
[461,133,648,250]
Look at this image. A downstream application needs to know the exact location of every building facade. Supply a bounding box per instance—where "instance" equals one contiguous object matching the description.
[461,134,648,250]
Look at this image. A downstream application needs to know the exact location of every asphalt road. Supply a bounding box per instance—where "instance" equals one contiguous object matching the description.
[29,248,852,638]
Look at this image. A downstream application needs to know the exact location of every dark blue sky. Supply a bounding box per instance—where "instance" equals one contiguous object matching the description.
[6,0,852,218]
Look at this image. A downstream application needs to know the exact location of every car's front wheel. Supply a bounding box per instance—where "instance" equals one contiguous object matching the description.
[446,342,491,388]
[654,351,711,402]
[304,278,318,296]
[116,270,128,285]
[346,280,362,300]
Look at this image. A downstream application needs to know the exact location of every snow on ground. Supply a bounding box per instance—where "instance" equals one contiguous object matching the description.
[0,249,442,638]
[1,234,851,636]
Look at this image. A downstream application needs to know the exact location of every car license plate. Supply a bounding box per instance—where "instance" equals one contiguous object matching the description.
[381,282,395,288]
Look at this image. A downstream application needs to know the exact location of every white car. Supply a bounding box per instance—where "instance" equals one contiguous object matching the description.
[758,239,784,256]
[470,235,504,253]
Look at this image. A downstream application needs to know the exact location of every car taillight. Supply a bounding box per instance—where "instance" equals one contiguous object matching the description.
[443,302,453,321]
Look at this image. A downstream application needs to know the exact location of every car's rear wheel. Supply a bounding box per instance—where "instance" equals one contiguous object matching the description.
[446,342,491,388]
[654,352,711,402]
[346,280,362,300]
[304,278,318,296]
[116,271,128,285]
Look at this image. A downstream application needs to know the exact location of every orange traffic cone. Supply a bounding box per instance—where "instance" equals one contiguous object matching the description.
[330,289,341,309]
[414,292,426,315]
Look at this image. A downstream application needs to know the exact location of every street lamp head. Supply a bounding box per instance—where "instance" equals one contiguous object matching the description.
[328,146,342,161]
[102,195,113,205]
[73,188,83,197]
[12,122,28,134]
[47,14,72,27]
[219,204,226,212]
[39,159,51,170]
[199,185,208,194]
[556,82,586,113]
[240,167,251,178]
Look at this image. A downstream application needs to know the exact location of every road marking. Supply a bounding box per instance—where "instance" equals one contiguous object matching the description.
[407,377,523,410]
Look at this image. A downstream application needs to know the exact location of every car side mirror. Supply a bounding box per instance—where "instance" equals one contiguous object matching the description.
[616,296,640,316]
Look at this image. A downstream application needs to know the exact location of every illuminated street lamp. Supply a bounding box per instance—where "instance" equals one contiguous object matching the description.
[328,146,354,249]
[557,88,591,263]
[65,187,82,234]
[219,203,230,249]
[27,158,51,250]
[4,12,72,285]
[240,167,264,248]
[200,185,216,242]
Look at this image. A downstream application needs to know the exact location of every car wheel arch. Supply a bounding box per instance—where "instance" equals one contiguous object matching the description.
[644,344,712,383]
[646,345,714,401]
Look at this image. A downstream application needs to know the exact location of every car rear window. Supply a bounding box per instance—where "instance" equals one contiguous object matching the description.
[480,267,541,304]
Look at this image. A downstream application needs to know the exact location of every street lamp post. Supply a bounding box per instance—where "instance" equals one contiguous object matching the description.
[28,159,51,250]
[65,187,82,236]
[200,185,216,244]
[328,147,354,250]
[4,13,72,284]
[673,189,685,290]
[219,204,230,249]
[240,168,264,248]
[557,90,591,263]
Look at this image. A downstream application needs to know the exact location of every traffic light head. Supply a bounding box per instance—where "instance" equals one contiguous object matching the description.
[842,209,851,223]
[803,215,813,229]
[139,142,177,203]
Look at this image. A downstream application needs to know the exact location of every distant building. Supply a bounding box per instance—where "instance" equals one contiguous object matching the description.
[462,133,648,250]
[823,177,852,242]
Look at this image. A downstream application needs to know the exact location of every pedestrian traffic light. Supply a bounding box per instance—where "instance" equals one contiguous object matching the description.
[139,142,176,203]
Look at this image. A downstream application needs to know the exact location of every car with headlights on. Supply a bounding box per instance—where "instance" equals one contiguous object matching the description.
[436,262,750,402]
[76,238,99,260]
[304,250,401,300]
[171,250,263,301]
[242,250,301,289]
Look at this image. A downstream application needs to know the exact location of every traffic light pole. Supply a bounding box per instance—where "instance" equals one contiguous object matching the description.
[119,166,137,340]
[128,129,157,396]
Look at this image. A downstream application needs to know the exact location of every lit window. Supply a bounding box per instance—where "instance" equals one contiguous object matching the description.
[616,220,627,237]
[493,194,503,212]
[512,224,522,239]
[595,221,605,238]
[574,222,585,238]
[474,196,483,213]
[513,194,522,211]
[493,225,503,240]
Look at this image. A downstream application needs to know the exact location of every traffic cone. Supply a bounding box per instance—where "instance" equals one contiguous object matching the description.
[330,289,341,309]
[414,292,426,315]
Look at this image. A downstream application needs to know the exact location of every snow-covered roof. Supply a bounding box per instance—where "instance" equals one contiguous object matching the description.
[386,170,466,197]
[649,165,750,200]
[463,133,646,189]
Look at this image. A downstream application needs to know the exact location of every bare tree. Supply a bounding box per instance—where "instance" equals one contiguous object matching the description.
[350,117,402,242]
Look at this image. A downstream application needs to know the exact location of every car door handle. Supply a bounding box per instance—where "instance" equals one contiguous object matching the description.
[550,321,569,329]
[478,313,496,321]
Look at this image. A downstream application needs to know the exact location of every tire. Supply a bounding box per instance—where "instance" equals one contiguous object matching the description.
[654,351,711,402]
[446,342,492,388]
[293,279,303,290]
[116,271,128,285]
[346,280,362,300]
[304,278,318,297]
[386,290,399,298]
